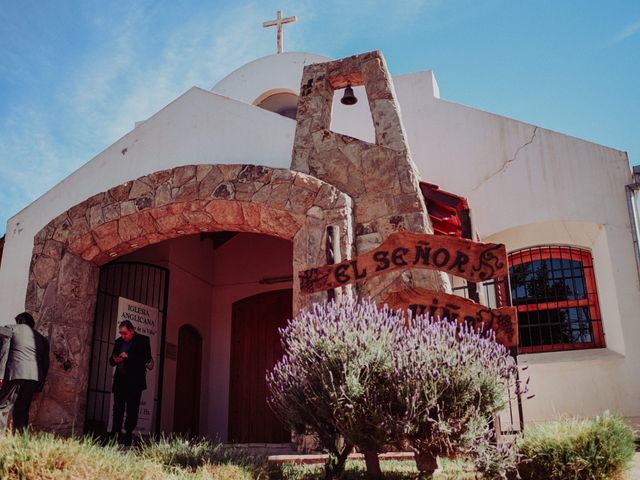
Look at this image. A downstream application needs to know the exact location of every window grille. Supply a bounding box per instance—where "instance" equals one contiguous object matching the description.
[508,246,604,353]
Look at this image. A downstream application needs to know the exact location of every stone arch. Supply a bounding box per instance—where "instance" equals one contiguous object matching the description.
[253,87,298,106]
[25,164,353,434]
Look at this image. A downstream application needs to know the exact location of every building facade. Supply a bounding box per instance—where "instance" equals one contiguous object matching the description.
[0,50,637,439]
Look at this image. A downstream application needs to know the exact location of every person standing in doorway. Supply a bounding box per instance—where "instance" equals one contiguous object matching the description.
[0,312,50,433]
[109,320,152,446]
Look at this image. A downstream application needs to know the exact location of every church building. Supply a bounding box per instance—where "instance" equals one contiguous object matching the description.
[0,33,638,442]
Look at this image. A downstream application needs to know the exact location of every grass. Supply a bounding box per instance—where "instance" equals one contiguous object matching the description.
[279,458,476,479]
[2,419,634,480]
[137,435,271,475]
[0,432,479,479]
[0,432,259,480]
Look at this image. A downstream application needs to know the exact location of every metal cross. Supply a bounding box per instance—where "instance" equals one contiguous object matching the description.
[263,10,297,54]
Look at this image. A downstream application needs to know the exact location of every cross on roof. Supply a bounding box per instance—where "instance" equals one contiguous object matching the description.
[263,10,297,54]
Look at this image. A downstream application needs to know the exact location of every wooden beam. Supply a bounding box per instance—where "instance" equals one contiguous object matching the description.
[383,287,518,348]
[299,231,508,294]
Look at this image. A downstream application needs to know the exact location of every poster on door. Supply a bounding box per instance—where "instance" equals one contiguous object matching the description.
[107,297,160,435]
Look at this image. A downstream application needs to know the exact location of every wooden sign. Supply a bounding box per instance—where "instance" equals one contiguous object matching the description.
[383,288,518,348]
[300,231,508,294]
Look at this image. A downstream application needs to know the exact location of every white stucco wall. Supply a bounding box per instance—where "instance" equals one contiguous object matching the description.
[393,71,638,422]
[212,52,330,104]
[0,85,296,321]
[394,72,632,234]
[0,51,637,424]
[483,221,640,422]
[212,50,377,143]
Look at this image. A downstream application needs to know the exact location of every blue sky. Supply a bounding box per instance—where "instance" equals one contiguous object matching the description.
[0,0,638,235]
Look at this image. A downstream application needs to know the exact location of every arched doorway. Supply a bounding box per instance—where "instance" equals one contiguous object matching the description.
[24,164,353,435]
[173,325,202,436]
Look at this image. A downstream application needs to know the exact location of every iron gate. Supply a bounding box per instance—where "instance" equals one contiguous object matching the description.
[452,276,525,436]
[85,261,169,436]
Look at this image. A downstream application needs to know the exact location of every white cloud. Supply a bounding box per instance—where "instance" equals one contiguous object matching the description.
[0,0,447,232]
[276,0,444,53]
[64,3,274,143]
[0,106,82,225]
[0,2,275,232]
[611,18,640,43]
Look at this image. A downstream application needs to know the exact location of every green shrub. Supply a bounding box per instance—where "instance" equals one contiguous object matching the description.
[518,412,636,480]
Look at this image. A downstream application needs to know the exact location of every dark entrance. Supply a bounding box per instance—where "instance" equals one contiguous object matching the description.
[173,325,203,436]
[85,261,169,435]
[228,289,292,443]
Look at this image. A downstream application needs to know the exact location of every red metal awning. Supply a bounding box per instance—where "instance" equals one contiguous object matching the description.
[420,182,470,238]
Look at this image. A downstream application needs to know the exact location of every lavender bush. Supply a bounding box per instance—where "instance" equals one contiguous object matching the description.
[267,296,524,480]
[396,316,522,477]
[267,297,407,479]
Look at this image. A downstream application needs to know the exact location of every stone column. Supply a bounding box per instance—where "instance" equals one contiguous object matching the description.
[27,248,99,435]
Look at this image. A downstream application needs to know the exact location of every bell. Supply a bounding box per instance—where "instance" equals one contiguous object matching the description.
[340,84,358,105]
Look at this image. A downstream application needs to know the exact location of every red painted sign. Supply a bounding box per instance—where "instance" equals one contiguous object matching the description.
[300,231,508,294]
[383,288,518,348]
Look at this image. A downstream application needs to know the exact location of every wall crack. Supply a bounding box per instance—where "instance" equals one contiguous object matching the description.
[471,126,538,192]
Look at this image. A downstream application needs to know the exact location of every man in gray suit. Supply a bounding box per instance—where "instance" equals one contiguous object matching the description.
[0,312,50,432]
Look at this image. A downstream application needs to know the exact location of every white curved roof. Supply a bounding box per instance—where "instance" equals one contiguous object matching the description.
[211,52,331,105]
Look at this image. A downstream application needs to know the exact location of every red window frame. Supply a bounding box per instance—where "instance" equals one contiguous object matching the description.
[507,246,605,354]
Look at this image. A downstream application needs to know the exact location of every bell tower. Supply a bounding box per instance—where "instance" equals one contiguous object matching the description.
[291,51,448,299]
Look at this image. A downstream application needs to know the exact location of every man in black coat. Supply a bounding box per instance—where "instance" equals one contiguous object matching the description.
[109,320,152,445]
[0,312,50,433]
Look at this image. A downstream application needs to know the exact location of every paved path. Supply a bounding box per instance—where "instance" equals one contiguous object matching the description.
[630,453,640,479]
[269,451,640,477]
